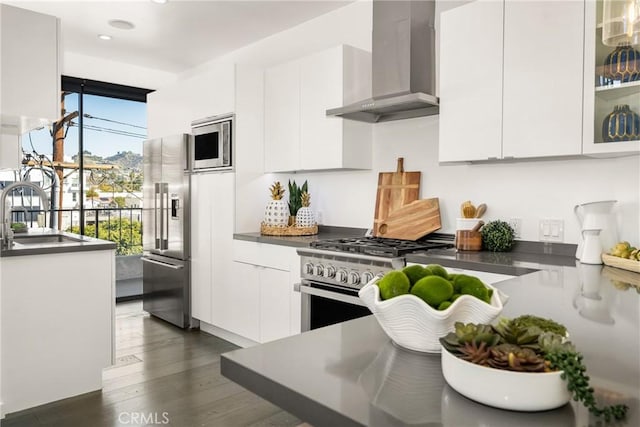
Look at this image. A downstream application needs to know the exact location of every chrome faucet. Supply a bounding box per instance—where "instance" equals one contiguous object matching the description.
[0,181,49,248]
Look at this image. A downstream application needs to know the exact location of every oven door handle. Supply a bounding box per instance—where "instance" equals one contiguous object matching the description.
[297,283,366,307]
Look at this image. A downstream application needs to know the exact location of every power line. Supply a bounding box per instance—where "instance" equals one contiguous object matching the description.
[69,122,146,139]
[83,113,147,130]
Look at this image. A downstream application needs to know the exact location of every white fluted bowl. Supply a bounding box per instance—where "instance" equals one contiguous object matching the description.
[441,347,571,411]
[358,278,508,353]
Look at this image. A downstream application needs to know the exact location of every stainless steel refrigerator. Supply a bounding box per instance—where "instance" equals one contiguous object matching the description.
[142,134,194,329]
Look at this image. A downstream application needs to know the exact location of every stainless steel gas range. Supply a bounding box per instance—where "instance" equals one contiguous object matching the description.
[296,237,452,331]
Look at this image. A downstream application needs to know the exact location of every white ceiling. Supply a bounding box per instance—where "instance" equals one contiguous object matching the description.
[6,0,354,74]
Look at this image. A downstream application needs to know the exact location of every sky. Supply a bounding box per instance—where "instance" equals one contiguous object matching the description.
[22,93,147,160]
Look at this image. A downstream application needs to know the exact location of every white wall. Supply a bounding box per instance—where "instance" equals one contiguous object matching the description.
[222,0,373,233]
[63,51,177,90]
[269,116,640,245]
[226,0,639,246]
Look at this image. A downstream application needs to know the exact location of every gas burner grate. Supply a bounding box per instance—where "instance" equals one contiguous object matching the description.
[310,237,452,257]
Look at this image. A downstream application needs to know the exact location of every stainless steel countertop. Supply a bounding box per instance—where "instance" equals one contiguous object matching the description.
[221,261,640,427]
[0,228,116,257]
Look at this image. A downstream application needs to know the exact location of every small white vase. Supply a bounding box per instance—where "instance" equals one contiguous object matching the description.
[295,207,315,227]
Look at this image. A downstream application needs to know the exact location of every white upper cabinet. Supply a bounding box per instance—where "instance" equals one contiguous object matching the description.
[1,4,60,135]
[583,0,640,156]
[264,45,372,172]
[439,0,503,162]
[147,63,235,138]
[0,134,21,170]
[439,0,585,161]
[502,0,584,158]
[264,59,301,172]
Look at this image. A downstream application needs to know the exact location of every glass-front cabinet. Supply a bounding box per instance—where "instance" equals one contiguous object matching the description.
[584,0,640,155]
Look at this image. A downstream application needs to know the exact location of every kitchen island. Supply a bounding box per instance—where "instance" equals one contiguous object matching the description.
[221,262,640,426]
[0,228,116,416]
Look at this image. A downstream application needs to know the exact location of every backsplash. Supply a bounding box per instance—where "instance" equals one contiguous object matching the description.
[260,116,639,247]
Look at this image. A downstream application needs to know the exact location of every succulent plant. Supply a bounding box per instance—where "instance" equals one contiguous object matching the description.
[486,344,549,372]
[440,322,501,354]
[507,314,568,337]
[439,316,629,422]
[480,220,515,252]
[459,341,492,365]
[493,318,544,350]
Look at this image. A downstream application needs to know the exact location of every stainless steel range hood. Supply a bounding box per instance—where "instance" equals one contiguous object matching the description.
[327,0,438,123]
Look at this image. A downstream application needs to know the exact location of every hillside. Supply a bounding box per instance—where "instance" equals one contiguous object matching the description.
[104,151,143,172]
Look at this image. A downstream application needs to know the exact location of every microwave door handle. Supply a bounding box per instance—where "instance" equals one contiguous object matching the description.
[222,121,230,166]
[154,183,160,249]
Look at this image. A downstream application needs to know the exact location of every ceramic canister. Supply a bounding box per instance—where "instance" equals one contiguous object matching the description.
[602,104,640,142]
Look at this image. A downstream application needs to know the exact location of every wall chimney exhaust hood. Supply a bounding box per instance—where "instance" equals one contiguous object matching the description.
[326,0,439,123]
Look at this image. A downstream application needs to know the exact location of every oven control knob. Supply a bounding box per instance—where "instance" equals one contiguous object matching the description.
[362,271,375,284]
[304,263,314,275]
[348,272,361,286]
[325,265,336,279]
[375,272,385,280]
[337,269,348,283]
[314,264,324,277]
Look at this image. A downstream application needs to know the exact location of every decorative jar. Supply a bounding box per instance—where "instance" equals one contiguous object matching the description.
[603,44,640,84]
[602,104,640,142]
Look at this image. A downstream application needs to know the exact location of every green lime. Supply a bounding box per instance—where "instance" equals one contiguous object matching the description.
[377,271,410,300]
[455,275,489,302]
[428,264,449,279]
[411,275,454,307]
[402,265,430,286]
[438,301,452,310]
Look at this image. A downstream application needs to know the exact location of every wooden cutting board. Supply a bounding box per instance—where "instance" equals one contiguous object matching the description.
[377,198,442,240]
[373,158,421,237]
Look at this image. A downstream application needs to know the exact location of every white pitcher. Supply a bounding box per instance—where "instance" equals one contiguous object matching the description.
[574,200,617,260]
[580,229,604,265]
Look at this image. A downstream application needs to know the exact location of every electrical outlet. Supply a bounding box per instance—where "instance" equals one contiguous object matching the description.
[538,219,564,242]
[509,218,522,238]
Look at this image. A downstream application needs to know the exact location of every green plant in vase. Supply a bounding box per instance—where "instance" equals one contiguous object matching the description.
[440,316,628,422]
[288,179,308,224]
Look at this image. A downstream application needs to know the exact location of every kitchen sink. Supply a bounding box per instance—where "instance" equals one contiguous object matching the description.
[13,234,85,245]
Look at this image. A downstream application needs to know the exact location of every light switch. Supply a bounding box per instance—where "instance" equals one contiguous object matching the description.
[539,219,564,242]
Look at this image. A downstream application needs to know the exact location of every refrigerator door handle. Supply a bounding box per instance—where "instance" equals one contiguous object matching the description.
[154,183,161,249]
[141,256,184,270]
[162,183,169,250]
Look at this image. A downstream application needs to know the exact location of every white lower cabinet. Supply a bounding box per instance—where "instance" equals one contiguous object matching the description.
[232,262,291,343]
[190,172,235,326]
[218,261,260,342]
[231,240,301,343]
[1,249,114,415]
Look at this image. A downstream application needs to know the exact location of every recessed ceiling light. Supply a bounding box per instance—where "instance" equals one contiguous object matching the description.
[108,20,135,30]
[98,34,112,41]
[151,0,168,4]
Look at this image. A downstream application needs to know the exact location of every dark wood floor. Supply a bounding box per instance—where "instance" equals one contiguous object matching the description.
[2,300,301,427]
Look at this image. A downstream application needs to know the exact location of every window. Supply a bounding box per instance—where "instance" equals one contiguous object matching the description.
[19,77,152,254]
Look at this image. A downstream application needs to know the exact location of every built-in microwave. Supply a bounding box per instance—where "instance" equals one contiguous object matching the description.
[190,113,233,171]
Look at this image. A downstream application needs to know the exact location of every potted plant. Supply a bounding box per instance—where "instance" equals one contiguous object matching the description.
[287,179,308,225]
[480,220,515,252]
[439,316,628,420]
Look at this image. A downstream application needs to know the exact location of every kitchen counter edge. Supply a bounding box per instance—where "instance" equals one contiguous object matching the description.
[0,228,117,257]
[233,226,367,248]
